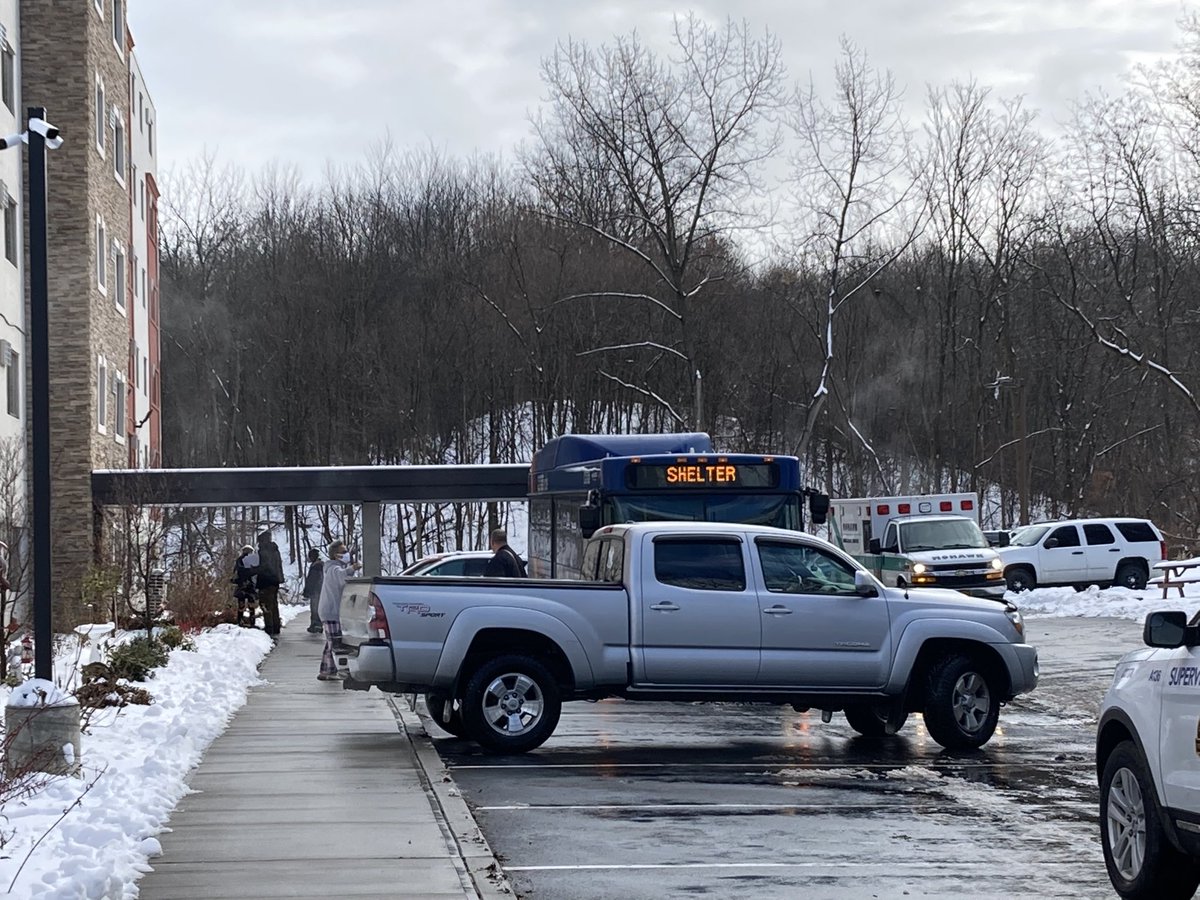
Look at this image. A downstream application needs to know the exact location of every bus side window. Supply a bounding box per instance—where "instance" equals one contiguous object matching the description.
[601,539,624,583]
[581,539,602,581]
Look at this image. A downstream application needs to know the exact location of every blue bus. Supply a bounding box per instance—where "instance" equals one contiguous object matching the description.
[527,433,828,578]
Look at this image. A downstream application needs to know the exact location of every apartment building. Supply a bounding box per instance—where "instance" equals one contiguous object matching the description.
[20,0,161,611]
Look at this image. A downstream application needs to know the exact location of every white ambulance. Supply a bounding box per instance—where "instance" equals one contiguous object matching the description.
[829,494,1006,600]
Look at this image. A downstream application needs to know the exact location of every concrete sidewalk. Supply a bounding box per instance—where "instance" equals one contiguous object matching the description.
[137,624,510,899]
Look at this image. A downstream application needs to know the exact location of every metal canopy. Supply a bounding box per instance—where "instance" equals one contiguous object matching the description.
[91,464,531,508]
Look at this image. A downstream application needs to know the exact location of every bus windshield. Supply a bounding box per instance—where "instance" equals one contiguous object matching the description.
[898,518,989,551]
[608,494,801,530]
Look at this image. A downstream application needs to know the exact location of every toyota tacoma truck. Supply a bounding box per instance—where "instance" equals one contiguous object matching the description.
[338,522,1038,754]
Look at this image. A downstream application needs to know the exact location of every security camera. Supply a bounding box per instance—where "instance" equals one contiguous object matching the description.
[27,118,59,141]
[0,132,23,150]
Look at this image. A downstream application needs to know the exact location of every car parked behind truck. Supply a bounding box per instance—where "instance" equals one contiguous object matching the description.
[338,522,1037,755]
[830,494,1006,599]
[998,517,1166,592]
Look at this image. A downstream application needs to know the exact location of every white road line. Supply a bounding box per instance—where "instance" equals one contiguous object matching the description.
[503,861,1032,872]
[477,802,938,811]
[450,760,1079,771]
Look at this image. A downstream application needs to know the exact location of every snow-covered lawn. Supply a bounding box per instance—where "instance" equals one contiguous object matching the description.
[1011,582,1200,622]
[0,606,304,899]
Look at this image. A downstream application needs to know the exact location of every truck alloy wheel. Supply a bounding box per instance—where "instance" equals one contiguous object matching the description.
[1100,741,1200,899]
[923,654,1000,750]
[1005,567,1035,593]
[1113,563,1147,591]
[462,654,562,754]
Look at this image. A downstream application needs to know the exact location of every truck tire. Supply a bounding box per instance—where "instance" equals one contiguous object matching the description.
[922,654,1000,750]
[1101,740,1200,899]
[1114,563,1148,591]
[423,692,468,739]
[462,654,562,754]
[1005,566,1036,593]
[844,704,908,738]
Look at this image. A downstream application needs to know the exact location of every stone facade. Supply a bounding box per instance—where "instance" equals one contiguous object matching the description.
[21,0,138,618]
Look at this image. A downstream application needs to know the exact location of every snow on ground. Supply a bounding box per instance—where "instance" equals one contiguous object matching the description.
[1010,582,1200,622]
[0,605,305,899]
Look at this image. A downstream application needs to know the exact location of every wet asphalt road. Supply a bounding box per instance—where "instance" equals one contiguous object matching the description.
[424,617,1143,899]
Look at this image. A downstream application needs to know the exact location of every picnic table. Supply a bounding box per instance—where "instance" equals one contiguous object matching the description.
[1150,557,1200,599]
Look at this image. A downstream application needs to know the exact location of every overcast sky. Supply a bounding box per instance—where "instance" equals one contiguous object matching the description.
[127,0,1184,180]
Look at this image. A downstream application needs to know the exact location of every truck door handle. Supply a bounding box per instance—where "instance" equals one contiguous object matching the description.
[649,602,680,612]
[762,605,793,615]
[1109,548,1121,552]
[1071,550,1084,555]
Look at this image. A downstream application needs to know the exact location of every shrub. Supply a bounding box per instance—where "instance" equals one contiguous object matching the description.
[107,637,169,682]
[160,568,231,631]
[158,625,195,652]
[74,660,153,709]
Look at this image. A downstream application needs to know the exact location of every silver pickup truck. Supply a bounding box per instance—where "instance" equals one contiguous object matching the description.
[339,522,1038,754]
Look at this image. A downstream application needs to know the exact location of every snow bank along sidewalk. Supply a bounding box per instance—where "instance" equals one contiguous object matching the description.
[0,620,286,899]
[1011,580,1200,622]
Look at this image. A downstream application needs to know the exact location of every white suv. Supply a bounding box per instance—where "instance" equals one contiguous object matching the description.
[1097,611,1200,898]
[997,518,1166,592]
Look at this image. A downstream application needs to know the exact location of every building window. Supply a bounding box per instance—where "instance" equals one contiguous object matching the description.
[95,218,107,293]
[5,349,17,419]
[114,371,126,442]
[1,46,13,114]
[96,357,107,433]
[94,76,105,155]
[113,242,126,311]
[147,119,153,157]
[112,0,123,52]
[141,267,146,307]
[142,354,147,390]
[138,92,143,132]
[3,198,15,266]
[113,110,125,183]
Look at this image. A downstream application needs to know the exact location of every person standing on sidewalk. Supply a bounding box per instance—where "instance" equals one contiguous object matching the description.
[254,530,285,638]
[302,548,324,634]
[317,540,358,681]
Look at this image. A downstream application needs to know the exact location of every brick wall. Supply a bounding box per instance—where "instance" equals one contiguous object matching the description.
[22,0,132,620]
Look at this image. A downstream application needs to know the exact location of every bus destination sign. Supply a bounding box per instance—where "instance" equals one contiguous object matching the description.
[627,462,779,490]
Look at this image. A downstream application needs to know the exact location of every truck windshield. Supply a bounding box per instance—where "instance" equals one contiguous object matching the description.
[1009,525,1050,547]
[608,494,801,530]
[899,519,989,551]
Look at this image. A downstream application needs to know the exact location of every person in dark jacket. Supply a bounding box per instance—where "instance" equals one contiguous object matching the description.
[254,529,285,638]
[231,545,258,627]
[483,529,526,577]
[303,548,324,633]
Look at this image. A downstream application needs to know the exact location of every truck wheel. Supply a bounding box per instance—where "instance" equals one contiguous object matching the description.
[462,654,562,754]
[1005,567,1036,593]
[423,692,468,739]
[1114,563,1148,591]
[844,704,907,737]
[1101,740,1200,899]
[923,654,1000,750]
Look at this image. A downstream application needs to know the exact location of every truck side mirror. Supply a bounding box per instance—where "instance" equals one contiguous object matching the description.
[997,533,1010,548]
[1044,538,1059,549]
[578,505,601,539]
[854,571,878,597]
[1144,610,1191,648]
[808,492,830,526]
[868,538,882,555]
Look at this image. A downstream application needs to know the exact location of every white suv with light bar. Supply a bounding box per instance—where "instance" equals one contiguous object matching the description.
[1097,610,1200,898]
[997,517,1166,592]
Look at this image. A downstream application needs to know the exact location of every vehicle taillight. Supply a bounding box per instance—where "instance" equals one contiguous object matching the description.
[367,591,390,640]
[1161,540,1169,562]
[940,501,952,512]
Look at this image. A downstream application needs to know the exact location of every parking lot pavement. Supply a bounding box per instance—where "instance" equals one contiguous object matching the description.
[136,627,511,900]
[422,617,1140,899]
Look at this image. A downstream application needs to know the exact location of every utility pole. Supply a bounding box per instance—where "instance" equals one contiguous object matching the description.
[694,369,702,431]
[1016,381,1029,527]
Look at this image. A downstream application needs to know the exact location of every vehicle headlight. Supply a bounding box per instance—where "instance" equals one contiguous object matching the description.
[912,563,927,574]
[1006,608,1024,637]
[991,558,1004,570]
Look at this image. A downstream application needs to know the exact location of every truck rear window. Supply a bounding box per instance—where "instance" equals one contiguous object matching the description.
[1115,521,1158,543]
[653,539,745,592]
